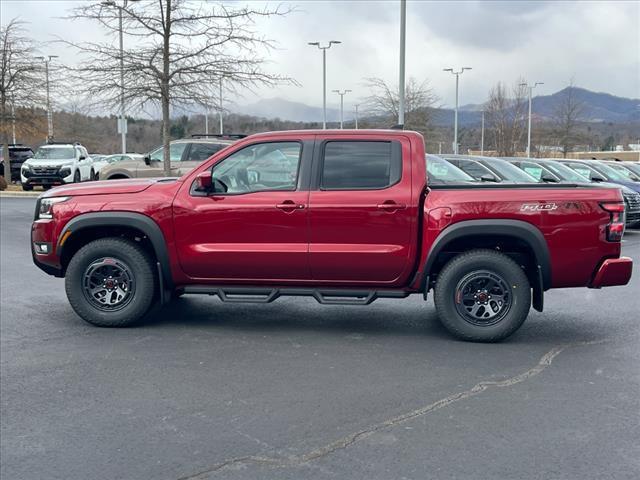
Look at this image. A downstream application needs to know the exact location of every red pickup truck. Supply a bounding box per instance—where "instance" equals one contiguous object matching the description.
[31,130,632,342]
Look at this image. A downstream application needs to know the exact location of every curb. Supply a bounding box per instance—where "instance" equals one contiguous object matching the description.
[0,191,40,198]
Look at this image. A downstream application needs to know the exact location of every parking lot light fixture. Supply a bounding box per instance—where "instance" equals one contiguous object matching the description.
[332,89,352,129]
[520,81,544,157]
[101,0,133,154]
[444,67,472,154]
[308,41,341,129]
[36,55,59,142]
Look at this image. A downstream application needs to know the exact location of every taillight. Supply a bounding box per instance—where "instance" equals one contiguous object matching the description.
[601,202,625,242]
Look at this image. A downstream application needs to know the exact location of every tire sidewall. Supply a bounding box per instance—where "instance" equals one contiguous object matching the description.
[435,250,531,342]
[65,239,156,327]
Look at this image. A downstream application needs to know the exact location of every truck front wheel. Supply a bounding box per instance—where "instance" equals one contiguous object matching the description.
[65,238,157,327]
[434,249,531,342]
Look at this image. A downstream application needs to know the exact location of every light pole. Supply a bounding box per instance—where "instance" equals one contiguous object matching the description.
[354,104,359,129]
[520,81,544,157]
[332,89,351,129]
[10,99,16,144]
[204,110,209,134]
[480,110,485,155]
[36,55,58,142]
[102,0,130,154]
[443,67,471,154]
[218,75,225,135]
[308,40,341,129]
[398,0,406,126]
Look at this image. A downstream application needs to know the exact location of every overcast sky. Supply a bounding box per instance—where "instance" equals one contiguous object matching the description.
[2,0,639,112]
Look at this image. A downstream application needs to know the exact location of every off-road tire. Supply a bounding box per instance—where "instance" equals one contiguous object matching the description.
[65,238,157,327]
[434,249,531,342]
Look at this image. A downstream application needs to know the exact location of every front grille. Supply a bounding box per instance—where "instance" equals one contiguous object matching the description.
[31,166,60,176]
[623,192,640,212]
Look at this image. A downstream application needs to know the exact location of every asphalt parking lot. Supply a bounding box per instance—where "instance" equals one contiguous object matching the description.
[1,196,639,480]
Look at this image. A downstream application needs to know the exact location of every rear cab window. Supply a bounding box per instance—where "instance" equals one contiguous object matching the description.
[320,141,401,190]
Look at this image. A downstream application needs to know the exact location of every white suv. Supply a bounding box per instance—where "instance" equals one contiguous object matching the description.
[21,143,93,191]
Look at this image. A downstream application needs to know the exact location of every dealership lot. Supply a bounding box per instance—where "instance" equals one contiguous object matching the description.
[1,197,639,480]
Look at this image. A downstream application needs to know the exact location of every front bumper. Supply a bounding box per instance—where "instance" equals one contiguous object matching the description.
[589,257,633,288]
[21,167,73,186]
[31,219,63,277]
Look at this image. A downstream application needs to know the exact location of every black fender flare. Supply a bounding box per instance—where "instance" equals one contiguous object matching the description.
[57,212,173,289]
[422,219,551,294]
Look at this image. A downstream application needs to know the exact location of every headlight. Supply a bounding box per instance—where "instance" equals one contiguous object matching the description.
[59,167,71,177]
[38,197,70,219]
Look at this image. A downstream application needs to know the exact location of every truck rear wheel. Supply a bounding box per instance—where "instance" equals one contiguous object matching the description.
[434,249,531,342]
[65,238,157,327]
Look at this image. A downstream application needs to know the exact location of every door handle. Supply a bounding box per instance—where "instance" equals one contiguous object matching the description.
[377,201,406,211]
[276,201,305,212]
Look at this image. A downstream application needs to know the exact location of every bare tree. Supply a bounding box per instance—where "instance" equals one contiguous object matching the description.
[553,80,584,157]
[485,79,527,156]
[0,18,43,180]
[362,77,439,133]
[64,0,294,175]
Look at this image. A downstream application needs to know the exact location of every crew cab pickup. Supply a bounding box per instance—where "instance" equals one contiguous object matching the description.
[31,130,633,342]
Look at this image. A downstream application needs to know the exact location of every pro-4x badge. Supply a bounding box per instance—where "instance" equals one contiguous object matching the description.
[520,203,559,212]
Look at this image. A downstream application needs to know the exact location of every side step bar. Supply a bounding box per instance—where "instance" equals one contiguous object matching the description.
[182,286,410,306]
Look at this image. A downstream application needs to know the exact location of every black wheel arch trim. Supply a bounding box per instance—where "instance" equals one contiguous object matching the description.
[57,212,174,289]
[422,219,551,292]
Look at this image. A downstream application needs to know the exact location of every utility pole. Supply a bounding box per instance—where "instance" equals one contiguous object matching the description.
[480,110,485,156]
[204,110,209,134]
[520,81,544,157]
[36,55,58,142]
[398,0,406,127]
[102,0,129,153]
[443,67,472,154]
[354,104,359,129]
[308,40,341,129]
[332,90,351,129]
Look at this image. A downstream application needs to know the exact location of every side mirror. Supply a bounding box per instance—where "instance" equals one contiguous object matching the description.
[194,171,213,192]
[591,174,606,182]
[541,173,559,183]
[79,155,86,161]
[480,174,499,182]
[144,155,151,166]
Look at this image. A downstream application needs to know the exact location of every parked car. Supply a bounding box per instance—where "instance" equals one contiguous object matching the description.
[0,144,34,182]
[31,129,632,342]
[20,143,93,191]
[426,154,477,185]
[441,155,539,183]
[559,159,640,227]
[599,160,640,182]
[100,135,241,180]
[92,154,145,180]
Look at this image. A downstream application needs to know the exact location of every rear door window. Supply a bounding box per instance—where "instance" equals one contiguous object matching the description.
[320,141,401,190]
[187,143,226,162]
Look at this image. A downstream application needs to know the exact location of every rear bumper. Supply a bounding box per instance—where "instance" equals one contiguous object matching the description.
[589,257,633,288]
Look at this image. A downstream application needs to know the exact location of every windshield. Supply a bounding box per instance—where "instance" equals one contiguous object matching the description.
[33,147,75,160]
[485,159,539,182]
[426,155,475,182]
[606,163,640,181]
[624,163,640,176]
[590,162,628,181]
[543,161,590,182]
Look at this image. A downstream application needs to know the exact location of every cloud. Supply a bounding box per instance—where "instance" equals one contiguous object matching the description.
[1,0,637,114]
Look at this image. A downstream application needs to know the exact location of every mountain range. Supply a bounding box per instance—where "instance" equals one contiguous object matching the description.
[235,87,639,125]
